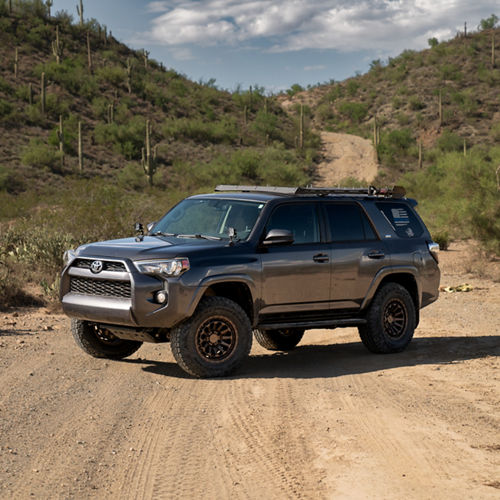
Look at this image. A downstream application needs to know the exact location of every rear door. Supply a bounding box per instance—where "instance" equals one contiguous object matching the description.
[259,202,331,314]
[323,202,388,310]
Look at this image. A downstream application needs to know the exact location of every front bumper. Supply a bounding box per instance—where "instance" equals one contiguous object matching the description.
[60,257,199,328]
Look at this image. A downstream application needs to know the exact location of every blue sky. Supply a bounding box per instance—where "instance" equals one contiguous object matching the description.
[52,1,499,92]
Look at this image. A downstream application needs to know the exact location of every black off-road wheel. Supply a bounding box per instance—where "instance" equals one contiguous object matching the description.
[253,328,304,351]
[170,296,252,378]
[358,283,416,354]
[71,319,142,359]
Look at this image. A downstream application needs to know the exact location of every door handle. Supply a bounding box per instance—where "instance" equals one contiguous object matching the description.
[313,253,329,263]
[367,250,385,259]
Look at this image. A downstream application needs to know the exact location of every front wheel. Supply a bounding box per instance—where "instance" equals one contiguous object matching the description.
[253,328,304,351]
[170,297,252,378]
[358,283,416,353]
[71,319,142,359]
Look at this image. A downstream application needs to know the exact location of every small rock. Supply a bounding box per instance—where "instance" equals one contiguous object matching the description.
[12,312,19,318]
[16,339,24,344]
[43,326,53,331]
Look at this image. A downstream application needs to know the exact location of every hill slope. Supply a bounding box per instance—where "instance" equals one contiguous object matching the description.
[0,1,317,194]
[284,26,500,177]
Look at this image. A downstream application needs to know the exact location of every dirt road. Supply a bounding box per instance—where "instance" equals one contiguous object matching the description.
[1,242,499,499]
[315,132,379,186]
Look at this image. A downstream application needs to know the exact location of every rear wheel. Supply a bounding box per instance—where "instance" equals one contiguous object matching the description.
[71,319,142,359]
[358,283,416,353]
[253,328,304,351]
[170,297,252,378]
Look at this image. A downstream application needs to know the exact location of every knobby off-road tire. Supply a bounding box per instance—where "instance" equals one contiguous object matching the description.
[71,319,142,359]
[170,296,252,378]
[253,328,304,351]
[358,283,416,354]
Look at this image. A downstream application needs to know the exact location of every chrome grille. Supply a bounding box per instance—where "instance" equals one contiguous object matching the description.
[73,259,126,272]
[70,277,131,298]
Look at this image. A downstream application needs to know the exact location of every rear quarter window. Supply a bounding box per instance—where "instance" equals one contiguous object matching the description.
[376,202,423,238]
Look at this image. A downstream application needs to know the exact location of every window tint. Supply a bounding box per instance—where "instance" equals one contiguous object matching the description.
[266,204,319,244]
[325,203,377,242]
[377,202,423,238]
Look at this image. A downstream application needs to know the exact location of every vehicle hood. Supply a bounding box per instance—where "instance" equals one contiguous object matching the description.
[76,236,227,260]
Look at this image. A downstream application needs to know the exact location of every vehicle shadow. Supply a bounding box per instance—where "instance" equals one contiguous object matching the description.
[129,335,500,380]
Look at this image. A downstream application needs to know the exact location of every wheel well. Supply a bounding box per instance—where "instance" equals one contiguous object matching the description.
[203,282,254,323]
[379,273,420,326]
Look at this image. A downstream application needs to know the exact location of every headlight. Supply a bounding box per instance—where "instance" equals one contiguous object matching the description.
[134,258,190,278]
[63,249,76,266]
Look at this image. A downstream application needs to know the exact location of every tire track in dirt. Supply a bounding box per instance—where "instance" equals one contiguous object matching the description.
[222,378,326,499]
[115,379,234,500]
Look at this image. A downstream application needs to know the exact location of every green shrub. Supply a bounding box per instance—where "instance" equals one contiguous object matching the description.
[162,117,238,145]
[21,139,61,172]
[94,116,146,159]
[338,101,368,123]
[0,99,13,117]
[433,231,450,250]
[346,80,360,97]
[409,96,425,111]
[96,65,127,88]
[437,130,463,152]
[286,84,304,97]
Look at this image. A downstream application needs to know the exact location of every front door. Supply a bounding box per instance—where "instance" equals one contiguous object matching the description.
[259,202,331,315]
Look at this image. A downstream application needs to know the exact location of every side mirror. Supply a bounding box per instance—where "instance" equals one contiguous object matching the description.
[262,229,294,246]
[147,221,156,233]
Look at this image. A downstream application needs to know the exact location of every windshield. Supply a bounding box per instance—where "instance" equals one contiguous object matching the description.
[152,198,265,240]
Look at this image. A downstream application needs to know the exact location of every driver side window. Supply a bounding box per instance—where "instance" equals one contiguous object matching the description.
[266,203,319,244]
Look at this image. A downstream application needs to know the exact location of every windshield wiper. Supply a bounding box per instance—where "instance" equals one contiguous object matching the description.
[177,234,222,241]
[151,231,177,237]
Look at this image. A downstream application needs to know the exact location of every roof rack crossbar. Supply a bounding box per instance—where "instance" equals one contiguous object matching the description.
[214,185,406,198]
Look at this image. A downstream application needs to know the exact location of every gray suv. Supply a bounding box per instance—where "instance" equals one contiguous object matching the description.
[60,185,440,377]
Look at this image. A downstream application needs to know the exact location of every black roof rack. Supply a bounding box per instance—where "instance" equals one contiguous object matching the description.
[214,185,406,199]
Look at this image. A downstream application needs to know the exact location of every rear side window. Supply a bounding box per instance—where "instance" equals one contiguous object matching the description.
[325,203,377,242]
[377,202,423,238]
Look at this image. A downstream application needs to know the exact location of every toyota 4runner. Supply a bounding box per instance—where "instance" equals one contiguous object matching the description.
[60,185,440,377]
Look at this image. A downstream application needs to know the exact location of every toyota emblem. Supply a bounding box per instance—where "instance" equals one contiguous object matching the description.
[90,260,103,274]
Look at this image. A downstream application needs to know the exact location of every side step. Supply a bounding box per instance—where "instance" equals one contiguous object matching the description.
[257,318,366,331]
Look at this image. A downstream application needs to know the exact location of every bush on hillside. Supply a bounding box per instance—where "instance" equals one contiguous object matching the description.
[338,101,368,123]
[21,139,61,172]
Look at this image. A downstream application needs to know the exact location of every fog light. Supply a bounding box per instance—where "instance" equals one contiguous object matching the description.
[155,290,168,304]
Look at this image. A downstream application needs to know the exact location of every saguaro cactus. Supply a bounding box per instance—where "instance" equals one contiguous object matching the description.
[28,82,33,105]
[126,58,132,94]
[299,103,304,149]
[107,102,114,124]
[14,47,18,79]
[438,90,442,127]
[141,120,158,187]
[51,25,63,64]
[76,0,84,26]
[492,32,496,68]
[57,114,64,167]
[78,121,83,173]
[41,72,46,114]
[86,31,92,74]
[418,139,423,168]
[46,0,53,17]
[142,49,149,69]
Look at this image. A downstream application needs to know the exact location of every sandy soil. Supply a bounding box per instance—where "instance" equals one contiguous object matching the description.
[0,241,499,499]
[315,132,379,186]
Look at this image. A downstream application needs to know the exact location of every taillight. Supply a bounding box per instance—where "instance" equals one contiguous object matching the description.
[428,241,439,263]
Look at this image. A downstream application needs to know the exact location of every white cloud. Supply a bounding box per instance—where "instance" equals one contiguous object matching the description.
[145,0,500,52]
